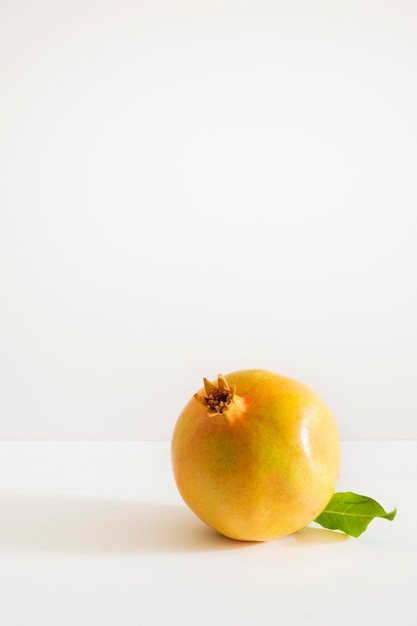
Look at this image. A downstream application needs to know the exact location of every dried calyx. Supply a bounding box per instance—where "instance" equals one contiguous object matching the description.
[194,374,237,415]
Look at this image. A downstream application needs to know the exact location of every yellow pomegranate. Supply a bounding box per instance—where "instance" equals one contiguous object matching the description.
[171,369,340,541]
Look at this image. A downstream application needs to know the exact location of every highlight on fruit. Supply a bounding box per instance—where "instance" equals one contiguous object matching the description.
[171,369,396,541]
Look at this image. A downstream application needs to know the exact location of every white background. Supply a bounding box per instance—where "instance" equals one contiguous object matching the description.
[1,0,416,441]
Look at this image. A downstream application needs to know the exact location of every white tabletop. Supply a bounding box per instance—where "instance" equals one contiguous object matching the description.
[0,441,415,626]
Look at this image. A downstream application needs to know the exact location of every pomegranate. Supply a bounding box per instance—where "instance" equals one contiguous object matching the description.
[171,369,340,541]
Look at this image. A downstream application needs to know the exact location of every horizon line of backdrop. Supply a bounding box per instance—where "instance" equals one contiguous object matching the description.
[1,0,416,441]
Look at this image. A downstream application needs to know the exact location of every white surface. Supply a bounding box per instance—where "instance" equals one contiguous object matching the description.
[1,1,417,442]
[0,440,415,625]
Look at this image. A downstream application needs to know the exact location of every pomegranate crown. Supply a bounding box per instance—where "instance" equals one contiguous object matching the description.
[194,374,236,415]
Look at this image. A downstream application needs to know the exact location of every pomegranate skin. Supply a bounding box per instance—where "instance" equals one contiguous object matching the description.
[171,369,340,541]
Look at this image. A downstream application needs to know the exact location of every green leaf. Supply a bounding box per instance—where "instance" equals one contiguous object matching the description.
[314,492,397,538]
